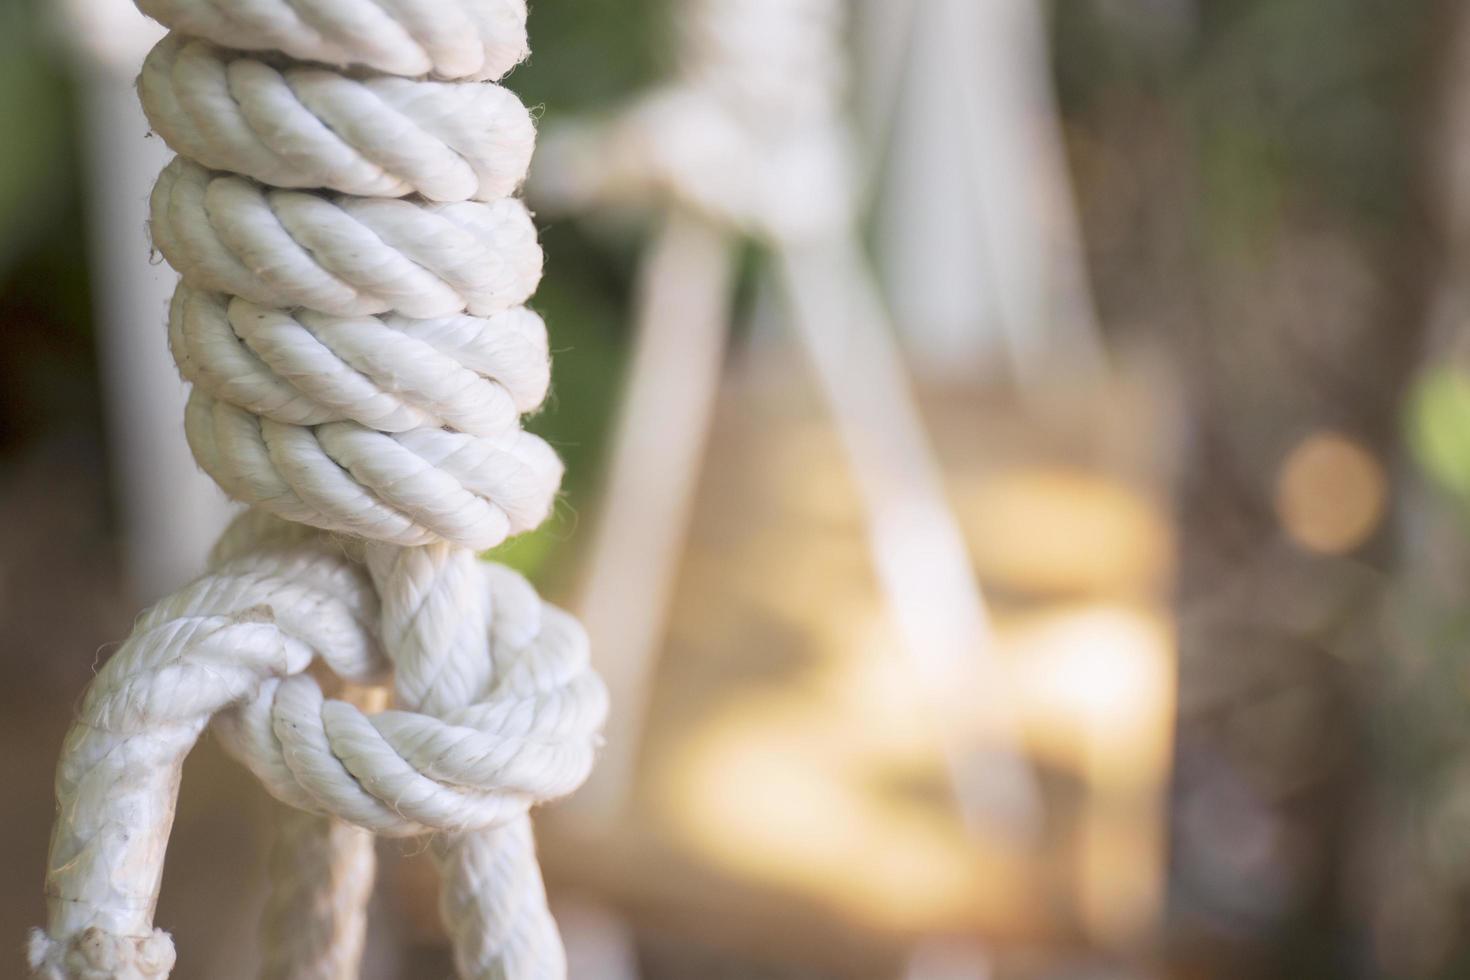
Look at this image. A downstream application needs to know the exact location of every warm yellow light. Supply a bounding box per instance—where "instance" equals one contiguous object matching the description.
[1009,605,1174,784]
[658,692,991,932]
[653,606,1030,934]
[958,467,1172,597]
[1275,431,1387,555]
[654,602,1176,940]
[1006,603,1176,945]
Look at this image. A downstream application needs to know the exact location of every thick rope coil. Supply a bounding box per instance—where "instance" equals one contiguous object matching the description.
[149,158,543,319]
[140,35,536,202]
[169,283,561,549]
[182,386,563,549]
[168,287,552,436]
[33,0,603,976]
[134,0,529,81]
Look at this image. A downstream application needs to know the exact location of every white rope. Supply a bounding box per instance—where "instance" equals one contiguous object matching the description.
[134,0,529,80]
[535,0,852,243]
[149,159,542,319]
[30,514,381,978]
[168,288,551,436]
[140,35,536,202]
[365,546,574,978]
[538,0,1040,834]
[215,555,602,840]
[258,808,378,980]
[31,1,603,976]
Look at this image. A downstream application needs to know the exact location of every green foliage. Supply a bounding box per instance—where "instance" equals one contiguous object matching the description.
[1409,365,1470,511]
[1052,0,1435,264]
[484,221,637,583]
[0,4,75,276]
[474,0,676,582]
[515,0,673,116]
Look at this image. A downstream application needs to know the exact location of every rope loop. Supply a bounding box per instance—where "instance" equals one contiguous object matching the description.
[217,560,606,838]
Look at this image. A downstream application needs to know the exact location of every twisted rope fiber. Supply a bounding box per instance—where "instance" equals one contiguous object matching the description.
[30,1,605,977]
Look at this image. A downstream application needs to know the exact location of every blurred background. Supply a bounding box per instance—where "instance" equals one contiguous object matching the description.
[0,0,1465,977]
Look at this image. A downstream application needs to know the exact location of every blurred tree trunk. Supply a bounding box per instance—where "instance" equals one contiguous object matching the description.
[1164,3,1455,976]
[1355,3,1470,979]
[1054,1,1453,976]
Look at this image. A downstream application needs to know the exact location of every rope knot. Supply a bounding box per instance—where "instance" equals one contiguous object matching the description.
[535,0,853,242]
[216,557,608,837]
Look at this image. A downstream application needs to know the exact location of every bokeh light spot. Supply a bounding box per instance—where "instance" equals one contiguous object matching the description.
[1274,431,1386,555]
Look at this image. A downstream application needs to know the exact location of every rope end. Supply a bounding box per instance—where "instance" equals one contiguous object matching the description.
[28,926,176,980]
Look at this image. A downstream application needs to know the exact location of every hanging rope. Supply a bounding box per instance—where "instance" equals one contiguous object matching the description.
[537,0,851,244]
[537,0,1040,834]
[29,2,605,978]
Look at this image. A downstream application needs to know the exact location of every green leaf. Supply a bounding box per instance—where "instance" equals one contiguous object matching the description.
[1408,365,1470,506]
